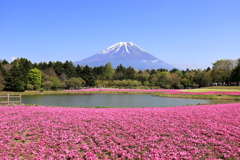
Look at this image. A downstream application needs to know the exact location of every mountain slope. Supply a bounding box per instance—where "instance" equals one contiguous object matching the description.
[73,42,177,70]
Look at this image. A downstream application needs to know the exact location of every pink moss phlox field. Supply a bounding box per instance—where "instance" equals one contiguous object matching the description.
[64,88,240,95]
[0,104,240,159]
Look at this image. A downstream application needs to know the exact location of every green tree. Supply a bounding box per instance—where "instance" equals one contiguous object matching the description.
[193,69,203,87]
[76,65,83,77]
[48,76,63,90]
[0,71,5,91]
[149,74,158,86]
[150,69,157,75]
[42,81,53,90]
[157,68,168,72]
[184,71,195,87]
[82,65,95,86]
[32,62,38,69]
[2,63,12,73]
[103,62,114,80]
[136,70,146,83]
[0,62,7,79]
[1,59,9,65]
[38,62,48,70]
[65,77,85,88]
[175,70,183,78]
[15,58,33,72]
[13,58,33,89]
[93,66,105,80]
[3,58,33,91]
[170,68,179,73]
[27,84,34,90]
[166,73,182,89]
[53,61,64,76]
[59,73,68,82]
[27,68,42,90]
[42,68,58,82]
[96,80,109,87]
[137,70,150,83]
[59,73,68,88]
[112,80,120,87]
[121,79,128,87]
[230,59,240,83]
[125,79,133,87]
[212,59,236,83]
[158,71,168,88]
[63,61,76,78]
[143,81,150,86]
[202,70,213,86]
[5,65,26,91]
[125,67,136,80]
[48,61,54,68]
[132,80,142,87]
[181,78,188,88]
[114,64,126,80]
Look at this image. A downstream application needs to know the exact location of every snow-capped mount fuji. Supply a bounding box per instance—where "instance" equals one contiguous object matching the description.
[73,42,177,70]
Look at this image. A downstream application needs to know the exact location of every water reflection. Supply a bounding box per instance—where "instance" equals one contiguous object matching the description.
[22,94,229,107]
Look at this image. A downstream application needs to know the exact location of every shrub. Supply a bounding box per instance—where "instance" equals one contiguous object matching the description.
[27,84,34,90]
[42,81,53,90]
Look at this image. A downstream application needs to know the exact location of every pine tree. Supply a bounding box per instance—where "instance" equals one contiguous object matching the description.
[5,65,26,91]
[114,64,126,80]
[76,65,83,77]
[82,65,95,86]
[4,58,32,91]
[126,66,136,80]
[53,61,64,76]
[63,61,76,78]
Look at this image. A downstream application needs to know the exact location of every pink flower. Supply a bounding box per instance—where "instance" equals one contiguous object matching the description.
[0,103,239,159]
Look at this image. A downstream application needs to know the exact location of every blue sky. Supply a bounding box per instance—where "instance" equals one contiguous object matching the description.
[0,0,239,69]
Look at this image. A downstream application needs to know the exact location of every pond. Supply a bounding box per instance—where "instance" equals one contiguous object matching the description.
[22,94,226,107]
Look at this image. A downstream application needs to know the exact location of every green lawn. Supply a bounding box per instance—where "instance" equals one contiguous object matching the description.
[180,86,240,92]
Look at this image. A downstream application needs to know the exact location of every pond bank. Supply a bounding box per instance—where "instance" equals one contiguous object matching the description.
[1,87,240,101]
[64,88,240,101]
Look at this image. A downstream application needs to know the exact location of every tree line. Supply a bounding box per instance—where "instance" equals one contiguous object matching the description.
[0,58,240,91]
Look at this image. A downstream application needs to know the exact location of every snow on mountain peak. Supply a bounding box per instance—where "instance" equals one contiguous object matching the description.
[100,42,146,54]
[73,42,178,70]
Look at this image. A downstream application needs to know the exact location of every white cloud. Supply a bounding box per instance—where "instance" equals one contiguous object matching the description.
[10,57,17,61]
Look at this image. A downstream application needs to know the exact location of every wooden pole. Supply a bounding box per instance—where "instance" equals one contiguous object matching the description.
[7,94,9,105]
[20,94,22,104]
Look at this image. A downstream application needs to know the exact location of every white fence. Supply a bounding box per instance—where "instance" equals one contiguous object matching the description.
[0,94,22,105]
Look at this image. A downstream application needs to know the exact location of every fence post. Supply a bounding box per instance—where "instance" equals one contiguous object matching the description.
[20,94,22,104]
[7,94,9,105]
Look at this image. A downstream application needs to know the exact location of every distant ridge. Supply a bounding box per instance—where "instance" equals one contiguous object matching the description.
[73,42,177,70]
